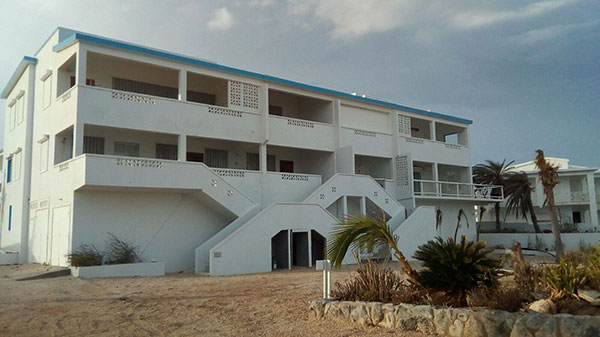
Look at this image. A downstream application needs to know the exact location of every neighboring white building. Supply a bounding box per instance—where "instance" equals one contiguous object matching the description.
[0,28,502,275]
[481,158,599,232]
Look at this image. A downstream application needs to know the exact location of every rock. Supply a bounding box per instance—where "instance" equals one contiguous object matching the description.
[349,303,371,326]
[463,316,487,337]
[448,319,464,337]
[478,310,515,337]
[510,319,534,337]
[534,318,558,337]
[309,299,327,319]
[578,289,600,306]
[528,299,557,314]
[366,302,383,325]
[433,308,452,336]
[524,314,548,331]
[379,303,396,329]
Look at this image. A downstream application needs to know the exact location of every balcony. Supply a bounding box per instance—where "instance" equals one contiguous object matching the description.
[398,136,470,165]
[413,179,504,202]
[77,86,262,143]
[268,115,336,151]
[340,127,393,157]
[570,191,589,203]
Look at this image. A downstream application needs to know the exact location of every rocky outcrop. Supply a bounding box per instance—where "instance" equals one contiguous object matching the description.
[309,299,600,337]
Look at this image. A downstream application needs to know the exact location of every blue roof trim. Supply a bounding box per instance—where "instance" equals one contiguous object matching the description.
[1,56,38,99]
[53,32,473,124]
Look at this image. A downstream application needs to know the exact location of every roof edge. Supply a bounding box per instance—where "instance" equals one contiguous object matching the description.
[53,31,473,124]
[1,56,37,99]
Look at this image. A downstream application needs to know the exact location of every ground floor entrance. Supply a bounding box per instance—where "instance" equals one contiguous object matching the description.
[271,229,325,270]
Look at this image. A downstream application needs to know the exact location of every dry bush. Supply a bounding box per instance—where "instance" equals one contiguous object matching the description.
[582,246,600,290]
[104,233,141,265]
[467,285,529,312]
[67,244,103,267]
[514,263,543,293]
[331,260,424,304]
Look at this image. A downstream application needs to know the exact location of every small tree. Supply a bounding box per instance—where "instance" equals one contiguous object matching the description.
[534,150,563,261]
[504,172,542,233]
[327,215,420,285]
[472,160,513,231]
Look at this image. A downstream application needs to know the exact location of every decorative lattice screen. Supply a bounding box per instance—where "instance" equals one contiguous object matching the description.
[228,81,259,111]
[397,114,411,136]
[395,156,409,186]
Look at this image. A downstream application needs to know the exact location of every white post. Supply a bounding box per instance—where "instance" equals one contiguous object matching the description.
[342,195,348,217]
[178,70,187,101]
[587,172,598,227]
[430,121,436,141]
[433,163,439,197]
[360,196,366,215]
[76,47,87,86]
[288,229,292,270]
[178,135,187,161]
[316,260,331,299]
[308,231,312,268]
[259,143,267,173]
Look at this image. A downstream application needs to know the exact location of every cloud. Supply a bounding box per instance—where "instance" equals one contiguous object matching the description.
[510,19,599,45]
[208,7,233,31]
[451,0,576,29]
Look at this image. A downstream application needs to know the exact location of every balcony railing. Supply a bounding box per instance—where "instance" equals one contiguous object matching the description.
[570,191,589,203]
[413,179,504,201]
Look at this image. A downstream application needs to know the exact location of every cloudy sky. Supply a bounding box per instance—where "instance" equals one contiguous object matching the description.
[1,0,599,167]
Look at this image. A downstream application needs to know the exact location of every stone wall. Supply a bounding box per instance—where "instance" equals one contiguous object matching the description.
[309,299,600,337]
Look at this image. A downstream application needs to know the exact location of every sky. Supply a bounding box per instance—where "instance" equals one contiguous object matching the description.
[1,0,599,167]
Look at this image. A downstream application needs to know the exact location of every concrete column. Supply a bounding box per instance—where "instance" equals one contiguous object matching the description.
[342,196,348,217]
[360,196,366,215]
[430,121,436,141]
[433,163,439,196]
[587,172,598,227]
[288,229,292,270]
[76,48,87,86]
[261,83,269,142]
[307,231,312,268]
[178,135,187,161]
[178,70,187,101]
[259,143,267,173]
[74,122,84,157]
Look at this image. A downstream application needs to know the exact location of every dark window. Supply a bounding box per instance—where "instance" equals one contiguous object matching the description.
[8,205,12,231]
[205,148,228,168]
[7,158,12,183]
[113,77,178,99]
[83,136,105,154]
[187,91,216,105]
[269,105,283,116]
[573,211,582,224]
[267,155,276,172]
[156,143,178,160]
[186,152,204,162]
[280,160,294,173]
[246,153,259,171]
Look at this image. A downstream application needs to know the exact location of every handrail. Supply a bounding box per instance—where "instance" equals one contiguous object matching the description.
[268,114,335,128]
[413,179,504,200]
[400,135,469,148]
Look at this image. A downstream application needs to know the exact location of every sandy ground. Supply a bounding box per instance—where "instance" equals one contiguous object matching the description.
[0,262,432,337]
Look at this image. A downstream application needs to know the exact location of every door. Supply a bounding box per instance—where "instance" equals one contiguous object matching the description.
[413,171,422,194]
[292,232,309,267]
[50,206,71,266]
[280,160,294,173]
[30,209,49,263]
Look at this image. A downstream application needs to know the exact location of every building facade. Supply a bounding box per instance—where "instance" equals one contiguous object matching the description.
[0,28,502,275]
[480,158,599,232]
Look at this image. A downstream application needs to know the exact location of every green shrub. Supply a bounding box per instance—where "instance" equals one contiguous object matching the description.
[583,246,600,290]
[67,244,103,267]
[104,232,141,265]
[331,260,423,304]
[540,256,587,299]
[413,236,500,305]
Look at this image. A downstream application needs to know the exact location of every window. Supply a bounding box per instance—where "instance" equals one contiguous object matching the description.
[573,211,582,224]
[246,153,259,170]
[16,95,24,125]
[187,91,216,105]
[7,158,12,183]
[83,136,105,154]
[113,77,178,99]
[269,105,283,116]
[40,140,49,173]
[43,75,52,109]
[205,148,228,168]
[13,151,21,181]
[8,205,12,231]
[114,142,140,157]
[413,171,422,193]
[156,143,178,160]
[186,152,204,162]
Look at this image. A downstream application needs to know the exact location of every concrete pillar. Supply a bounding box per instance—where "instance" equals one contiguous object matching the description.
[587,172,598,227]
[342,196,348,217]
[74,123,84,157]
[76,48,87,86]
[433,163,439,196]
[178,70,187,101]
[288,229,292,270]
[259,143,267,172]
[178,135,187,161]
[360,196,366,215]
[261,83,269,142]
[430,121,436,141]
[307,231,312,268]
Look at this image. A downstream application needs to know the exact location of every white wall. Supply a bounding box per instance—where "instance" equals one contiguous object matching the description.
[480,233,600,251]
[339,104,392,134]
[72,190,233,272]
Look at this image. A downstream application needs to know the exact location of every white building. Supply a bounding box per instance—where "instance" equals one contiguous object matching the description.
[481,158,599,232]
[0,28,502,275]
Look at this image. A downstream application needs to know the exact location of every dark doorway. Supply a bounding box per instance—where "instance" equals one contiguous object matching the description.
[271,230,289,270]
[280,160,294,173]
[292,232,309,267]
[187,152,204,162]
[311,230,326,266]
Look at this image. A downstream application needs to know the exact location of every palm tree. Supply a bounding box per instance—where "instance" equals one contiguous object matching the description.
[326,215,420,285]
[534,150,563,262]
[504,172,542,233]
[472,160,514,231]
